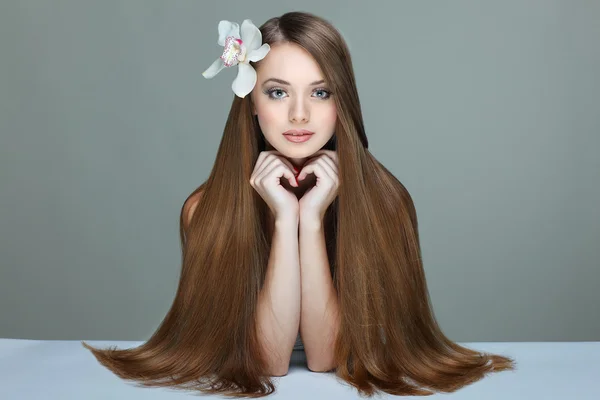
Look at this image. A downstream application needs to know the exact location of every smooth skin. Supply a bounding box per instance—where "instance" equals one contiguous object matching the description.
[249,42,340,374]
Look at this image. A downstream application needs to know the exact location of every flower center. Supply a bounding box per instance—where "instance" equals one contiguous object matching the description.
[221,36,246,67]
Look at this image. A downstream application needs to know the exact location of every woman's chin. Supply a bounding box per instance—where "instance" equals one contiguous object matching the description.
[277,141,324,157]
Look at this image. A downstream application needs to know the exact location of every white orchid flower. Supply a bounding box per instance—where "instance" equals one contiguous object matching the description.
[202,19,271,98]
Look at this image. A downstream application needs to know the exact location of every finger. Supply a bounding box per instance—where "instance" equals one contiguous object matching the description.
[257,162,298,187]
[297,163,327,183]
[328,152,339,166]
[298,154,337,180]
[256,152,299,187]
[298,159,335,183]
[296,156,318,179]
[273,154,298,176]
[314,149,338,165]
[314,158,337,181]
[250,153,269,186]
[259,151,297,179]
[316,154,338,174]
[299,152,325,168]
[251,150,276,178]
[254,151,284,179]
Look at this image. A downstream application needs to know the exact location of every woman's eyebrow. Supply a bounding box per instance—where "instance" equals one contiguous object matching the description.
[262,78,325,86]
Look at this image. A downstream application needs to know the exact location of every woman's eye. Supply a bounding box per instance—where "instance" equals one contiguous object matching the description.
[314,89,331,99]
[269,89,286,99]
[265,88,332,100]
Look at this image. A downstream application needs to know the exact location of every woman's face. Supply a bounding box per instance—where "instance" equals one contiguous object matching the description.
[251,43,337,168]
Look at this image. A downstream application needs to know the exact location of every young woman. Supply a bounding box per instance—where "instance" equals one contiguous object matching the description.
[82,11,516,398]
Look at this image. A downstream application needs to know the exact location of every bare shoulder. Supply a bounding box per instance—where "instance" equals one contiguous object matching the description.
[183,188,204,231]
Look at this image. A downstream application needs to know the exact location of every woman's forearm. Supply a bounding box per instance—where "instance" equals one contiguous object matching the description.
[256,215,301,376]
[299,218,341,372]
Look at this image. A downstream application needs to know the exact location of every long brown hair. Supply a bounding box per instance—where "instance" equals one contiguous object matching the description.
[82,11,516,397]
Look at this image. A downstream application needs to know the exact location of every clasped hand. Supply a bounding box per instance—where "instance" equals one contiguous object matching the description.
[249,149,339,224]
[296,150,339,223]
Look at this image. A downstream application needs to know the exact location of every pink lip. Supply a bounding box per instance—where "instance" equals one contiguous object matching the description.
[283,129,314,136]
[284,134,313,143]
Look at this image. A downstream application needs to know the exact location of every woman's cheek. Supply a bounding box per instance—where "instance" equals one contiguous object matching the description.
[259,108,282,133]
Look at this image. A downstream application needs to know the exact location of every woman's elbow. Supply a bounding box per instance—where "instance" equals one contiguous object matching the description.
[269,365,289,377]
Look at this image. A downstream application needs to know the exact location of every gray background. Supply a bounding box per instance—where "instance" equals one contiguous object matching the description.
[1,0,598,342]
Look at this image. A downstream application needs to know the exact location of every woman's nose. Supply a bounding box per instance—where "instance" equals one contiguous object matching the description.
[290,114,308,123]
[289,101,309,123]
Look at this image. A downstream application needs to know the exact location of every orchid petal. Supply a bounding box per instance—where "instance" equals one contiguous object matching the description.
[217,20,240,46]
[240,19,262,51]
[202,57,225,79]
[247,43,270,62]
[231,62,257,98]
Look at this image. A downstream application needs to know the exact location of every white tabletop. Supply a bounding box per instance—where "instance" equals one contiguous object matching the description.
[0,339,598,399]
